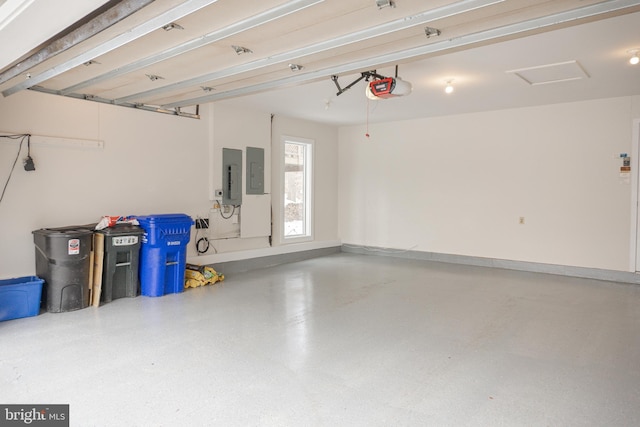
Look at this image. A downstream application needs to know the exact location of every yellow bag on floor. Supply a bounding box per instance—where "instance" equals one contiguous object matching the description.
[184,264,224,288]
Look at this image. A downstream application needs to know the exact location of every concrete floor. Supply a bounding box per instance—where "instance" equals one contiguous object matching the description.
[1,253,640,426]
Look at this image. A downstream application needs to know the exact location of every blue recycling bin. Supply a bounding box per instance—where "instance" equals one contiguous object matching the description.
[136,214,194,297]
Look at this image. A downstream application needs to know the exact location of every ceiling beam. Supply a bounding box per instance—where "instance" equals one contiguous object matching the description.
[115,0,504,104]
[163,0,640,108]
[29,85,200,119]
[59,0,324,96]
[1,0,222,97]
[0,0,154,85]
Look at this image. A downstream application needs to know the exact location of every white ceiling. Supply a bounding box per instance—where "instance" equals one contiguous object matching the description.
[220,10,640,125]
[0,0,639,125]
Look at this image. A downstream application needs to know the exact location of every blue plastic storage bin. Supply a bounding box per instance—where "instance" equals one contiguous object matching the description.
[136,214,193,297]
[0,276,44,321]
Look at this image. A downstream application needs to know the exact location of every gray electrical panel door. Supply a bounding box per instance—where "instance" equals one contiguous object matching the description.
[246,147,264,195]
[222,148,242,205]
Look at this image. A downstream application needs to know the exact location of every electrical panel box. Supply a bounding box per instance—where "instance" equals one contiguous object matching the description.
[222,148,242,205]
[246,147,264,195]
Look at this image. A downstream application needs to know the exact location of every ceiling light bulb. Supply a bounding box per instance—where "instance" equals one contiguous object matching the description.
[445,81,454,94]
[631,54,640,65]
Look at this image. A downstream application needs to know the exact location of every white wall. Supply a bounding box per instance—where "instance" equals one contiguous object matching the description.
[13,84,634,276]
[189,105,340,264]
[0,90,211,278]
[201,103,272,254]
[0,92,342,277]
[339,96,639,272]
[187,110,340,265]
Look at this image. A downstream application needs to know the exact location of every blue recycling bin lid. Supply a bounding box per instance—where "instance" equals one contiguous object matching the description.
[136,213,192,221]
[136,214,194,247]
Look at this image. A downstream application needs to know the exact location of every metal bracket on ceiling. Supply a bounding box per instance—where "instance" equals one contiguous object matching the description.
[331,70,386,96]
[162,22,184,31]
[424,26,441,38]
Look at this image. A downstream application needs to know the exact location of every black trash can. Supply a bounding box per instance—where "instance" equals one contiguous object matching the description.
[33,226,93,313]
[97,224,144,304]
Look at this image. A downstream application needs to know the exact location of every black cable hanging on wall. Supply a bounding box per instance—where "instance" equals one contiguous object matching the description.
[0,134,34,206]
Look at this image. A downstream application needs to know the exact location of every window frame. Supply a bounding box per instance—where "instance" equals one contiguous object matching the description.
[281,135,314,243]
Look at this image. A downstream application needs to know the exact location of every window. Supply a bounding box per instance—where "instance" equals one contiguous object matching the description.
[283,137,313,240]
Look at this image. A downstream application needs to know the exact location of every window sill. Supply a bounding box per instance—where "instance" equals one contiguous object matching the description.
[283,235,314,244]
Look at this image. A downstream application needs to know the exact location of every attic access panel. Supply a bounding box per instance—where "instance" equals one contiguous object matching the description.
[506,60,590,86]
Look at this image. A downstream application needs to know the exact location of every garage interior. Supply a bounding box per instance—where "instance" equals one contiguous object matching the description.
[1,0,640,425]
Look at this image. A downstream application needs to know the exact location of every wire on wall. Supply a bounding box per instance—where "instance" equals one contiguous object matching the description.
[196,234,211,254]
[194,215,214,255]
[269,113,274,247]
[0,134,32,206]
[216,200,237,219]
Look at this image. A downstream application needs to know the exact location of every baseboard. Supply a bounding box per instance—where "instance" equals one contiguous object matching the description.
[188,240,640,284]
[188,240,341,264]
[198,245,341,275]
[341,244,640,285]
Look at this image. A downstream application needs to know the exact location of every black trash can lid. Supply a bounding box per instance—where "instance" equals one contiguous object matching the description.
[32,224,96,237]
[97,224,144,236]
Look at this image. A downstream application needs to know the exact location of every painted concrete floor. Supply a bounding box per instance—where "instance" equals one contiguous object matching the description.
[1,253,640,426]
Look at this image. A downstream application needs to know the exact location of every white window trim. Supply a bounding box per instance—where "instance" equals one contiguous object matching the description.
[281,135,314,243]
